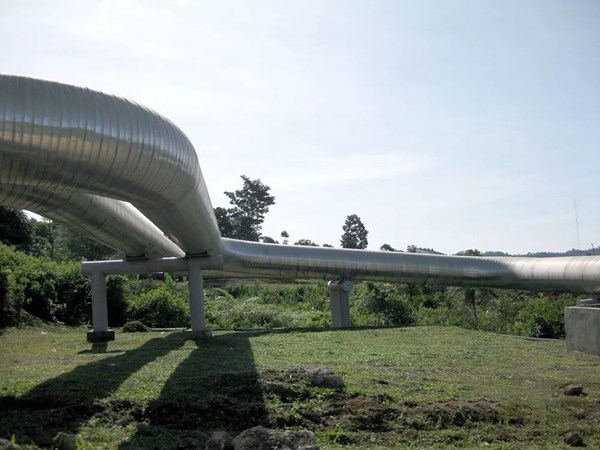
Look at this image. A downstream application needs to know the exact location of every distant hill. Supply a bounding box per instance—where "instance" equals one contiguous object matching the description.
[483,247,598,258]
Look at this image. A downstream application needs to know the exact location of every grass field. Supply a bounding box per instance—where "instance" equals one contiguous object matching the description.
[1,325,599,449]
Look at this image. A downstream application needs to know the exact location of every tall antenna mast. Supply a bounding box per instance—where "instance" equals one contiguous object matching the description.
[574,199,581,249]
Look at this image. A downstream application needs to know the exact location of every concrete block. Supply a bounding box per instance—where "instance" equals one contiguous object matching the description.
[186,329,213,340]
[565,306,600,356]
[86,330,115,343]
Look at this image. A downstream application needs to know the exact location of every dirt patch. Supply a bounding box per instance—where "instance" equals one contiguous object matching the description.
[321,395,504,432]
[411,400,502,427]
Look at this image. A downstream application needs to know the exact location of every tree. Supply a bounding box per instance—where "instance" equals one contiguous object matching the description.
[0,206,33,252]
[280,230,289,245]
[457,249,482,256]
[340,214,368,249]
[215,175,275,241]
[261,236,278,244]
[294,239,318,246]
[214,207,235,238]
[29,218,58,258]
[380,243,397,252]
[323,243,333,248]
[59,228,118,261]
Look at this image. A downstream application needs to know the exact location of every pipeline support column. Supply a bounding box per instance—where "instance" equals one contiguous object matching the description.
[87,271,115,343]
[187,263,212,339]
[328,280,353,329]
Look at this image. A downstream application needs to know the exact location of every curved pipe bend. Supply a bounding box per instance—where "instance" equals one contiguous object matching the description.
[0,183,184,258]
[0,74,221,256]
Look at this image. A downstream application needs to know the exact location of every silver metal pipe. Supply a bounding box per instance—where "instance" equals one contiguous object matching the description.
[221,239,600,294]
[0,74,221,256]
[0,183,184,258]
[81,255,221,275]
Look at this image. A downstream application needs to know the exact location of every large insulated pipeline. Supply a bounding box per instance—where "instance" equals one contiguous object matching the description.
[2,74,600,294]
[221,239,600,294]
[0,74,220,256]
[0,183,184,257]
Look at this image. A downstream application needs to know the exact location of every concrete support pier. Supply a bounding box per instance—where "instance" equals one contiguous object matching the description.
[187,263,212,339]
[87,271,115,343]
[565,295,600,356]
[328,280,353,329]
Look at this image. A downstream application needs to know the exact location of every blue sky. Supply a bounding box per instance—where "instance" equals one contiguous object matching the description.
[2,0,599,254]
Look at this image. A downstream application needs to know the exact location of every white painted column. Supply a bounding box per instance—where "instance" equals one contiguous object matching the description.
[87,271,114,342]
[91,271,108,332]
[188,263,212,338]
[328,280,353,329]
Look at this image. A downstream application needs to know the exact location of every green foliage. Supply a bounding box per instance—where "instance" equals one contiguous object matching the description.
[216,175,275,241]
[58,228,118,261]
[0,206,33,252]
[107,275,130,327]
[456,249,483,256]
[128,285,190,328]
[0,242,91,326]
[0,271,20,327]
[340,214,368,249]
[204,282,331,329]
[53,262,92,325]
[29,218,56,257]
[294,238,318,246]
[513,295,576,338]
[417,287,578,338]
[352,282,416,326]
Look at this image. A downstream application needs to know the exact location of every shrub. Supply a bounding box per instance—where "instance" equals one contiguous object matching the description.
[353,282,416,326]
[513,295,576,339]
[55,262,91,325]
[0,271,19,327]
[107,275,130,327]
[128,285,190,328]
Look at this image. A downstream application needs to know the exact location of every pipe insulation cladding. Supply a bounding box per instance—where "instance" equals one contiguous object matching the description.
[0,74,220,256]
[2,74,600,294]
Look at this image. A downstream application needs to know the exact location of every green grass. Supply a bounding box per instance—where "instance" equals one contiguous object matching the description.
[1,325,599,449]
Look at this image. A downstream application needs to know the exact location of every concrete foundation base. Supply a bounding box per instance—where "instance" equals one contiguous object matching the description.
[187,329,213,340]
[565,305,600,356]
[86,330,115,343]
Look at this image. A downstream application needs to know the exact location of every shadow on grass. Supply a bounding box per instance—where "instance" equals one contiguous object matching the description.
[0,331,267,449]
[120,333,267,449]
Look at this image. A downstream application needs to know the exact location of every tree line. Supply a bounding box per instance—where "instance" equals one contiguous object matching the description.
[2,175,466,260]
[214,175,370,249]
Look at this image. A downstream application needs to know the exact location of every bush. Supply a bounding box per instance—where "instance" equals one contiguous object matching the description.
[513,295,576,339]
[128,285,190,328]
[204,285,329,329]
[107,275,130,327]
[55,262,91,325]
[0,271,19,327]
[0,243,92,326]
[353,282,416,326]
